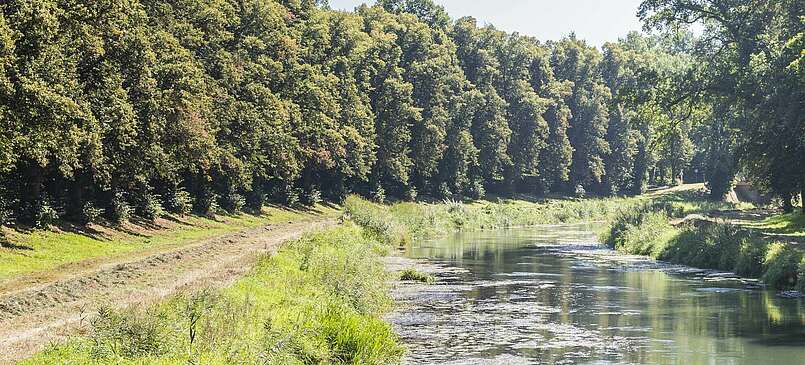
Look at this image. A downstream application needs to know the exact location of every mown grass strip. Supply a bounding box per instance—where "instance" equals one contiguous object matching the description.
[24,224,404,365]
[0,205,338,283]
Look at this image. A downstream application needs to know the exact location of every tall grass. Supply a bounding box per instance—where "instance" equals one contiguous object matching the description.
[24,225,404,364]
[602,205,804,291]
[344,194,653,241]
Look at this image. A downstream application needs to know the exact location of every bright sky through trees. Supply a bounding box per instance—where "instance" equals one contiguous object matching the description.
[327,0,645,47]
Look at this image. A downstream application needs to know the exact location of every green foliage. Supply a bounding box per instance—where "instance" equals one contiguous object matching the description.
[343,195,410,246]
[163,187,192,216]
[761,243,803,289]
[604,203,805,290]
[0,0,797,268]
[399,268,435,284]
[24,225,404,364]
[80,202,105,225]
[109,192,132,224]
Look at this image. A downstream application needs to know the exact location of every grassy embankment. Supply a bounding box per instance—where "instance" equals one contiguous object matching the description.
[342,184,737,242]
[0,205,338,283]
[601,203,805,292]
[346,187,805,292]
[24,224,404,364]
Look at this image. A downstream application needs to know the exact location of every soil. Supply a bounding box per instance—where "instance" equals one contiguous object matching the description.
[0,217,336,364]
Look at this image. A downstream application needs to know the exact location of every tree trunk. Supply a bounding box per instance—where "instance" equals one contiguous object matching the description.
[783,193,794,214]
[801,187,805,214]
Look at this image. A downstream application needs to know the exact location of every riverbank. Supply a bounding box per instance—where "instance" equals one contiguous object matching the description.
[601,204,805,292]
[21,224,404,364]
[343,184,739,241]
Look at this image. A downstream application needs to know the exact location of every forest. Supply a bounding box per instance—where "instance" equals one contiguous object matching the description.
[0,0,802,228]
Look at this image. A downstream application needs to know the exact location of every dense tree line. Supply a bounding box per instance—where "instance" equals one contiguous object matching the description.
[0,0,801,228]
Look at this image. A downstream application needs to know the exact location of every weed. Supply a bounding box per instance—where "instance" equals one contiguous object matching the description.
[399,268,435,284]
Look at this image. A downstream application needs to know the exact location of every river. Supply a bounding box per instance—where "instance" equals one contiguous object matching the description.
[389,224,805,364]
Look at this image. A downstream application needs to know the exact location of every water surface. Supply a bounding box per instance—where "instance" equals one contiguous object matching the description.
[391,225,805,364]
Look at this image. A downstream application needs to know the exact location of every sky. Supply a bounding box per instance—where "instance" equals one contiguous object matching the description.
[327,0,646,47]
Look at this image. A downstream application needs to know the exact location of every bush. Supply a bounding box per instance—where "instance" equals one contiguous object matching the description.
[438,183,452,199]
[34,200,60,228]
[574,184,586,198]
[399,268,435,284]
[761,242,802,289]
[80,202,105,225]
[194,189,220,217]
[467,179,485,200]
[285,187,302,207]
[370,186,386,204]
[220,191,245,213]
[301,188,322,206]
[404,187,417,202]
[163,187,192,216]
[137,193,164,222]
[245,188,265,211]
[89,306,167,360]
[109,192,132,224]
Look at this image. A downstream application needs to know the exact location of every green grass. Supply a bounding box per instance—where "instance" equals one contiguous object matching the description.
[746,212,805,237]
[601,205,805,291]
[23,224,404,364]
[0,205,339,283]
[344,184,739,242]
[399,268,435,284]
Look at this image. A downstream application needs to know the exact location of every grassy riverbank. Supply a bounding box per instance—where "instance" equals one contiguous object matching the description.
[23,224,404,364]
[343,184,738,242]
[601,204,805,292]
[0,205,338,284]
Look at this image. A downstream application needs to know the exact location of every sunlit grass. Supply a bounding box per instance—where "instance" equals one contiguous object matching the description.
[745,212,805,237]
[23,224,404,364]
[0,205,340,283]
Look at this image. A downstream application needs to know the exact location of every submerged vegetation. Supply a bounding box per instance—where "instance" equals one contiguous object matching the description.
[25,225,404,364]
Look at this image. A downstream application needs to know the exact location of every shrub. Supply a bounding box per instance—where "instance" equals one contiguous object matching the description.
[34,200,60,228]
[301,188,322,206]
[244,189,266,211]
[761,242,802,289]
[220,191,245,213]
[574,184,586,198]
[404,187,417,202]
[89,306,167,360]
[163,187,192,216]
[285,187,301,207]
[438,183,452,199]
[137,193,164,222]
[80,202,105,225]
[195,189,221,217]
[370,186,386,204]
[467,179,485,200]
[399,268,435,284]
[109,192,132,224]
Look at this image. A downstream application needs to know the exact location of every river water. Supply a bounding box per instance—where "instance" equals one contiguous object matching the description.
[390,224,805,364]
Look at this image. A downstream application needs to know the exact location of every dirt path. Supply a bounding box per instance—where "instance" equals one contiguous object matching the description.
[0,217,336,363]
